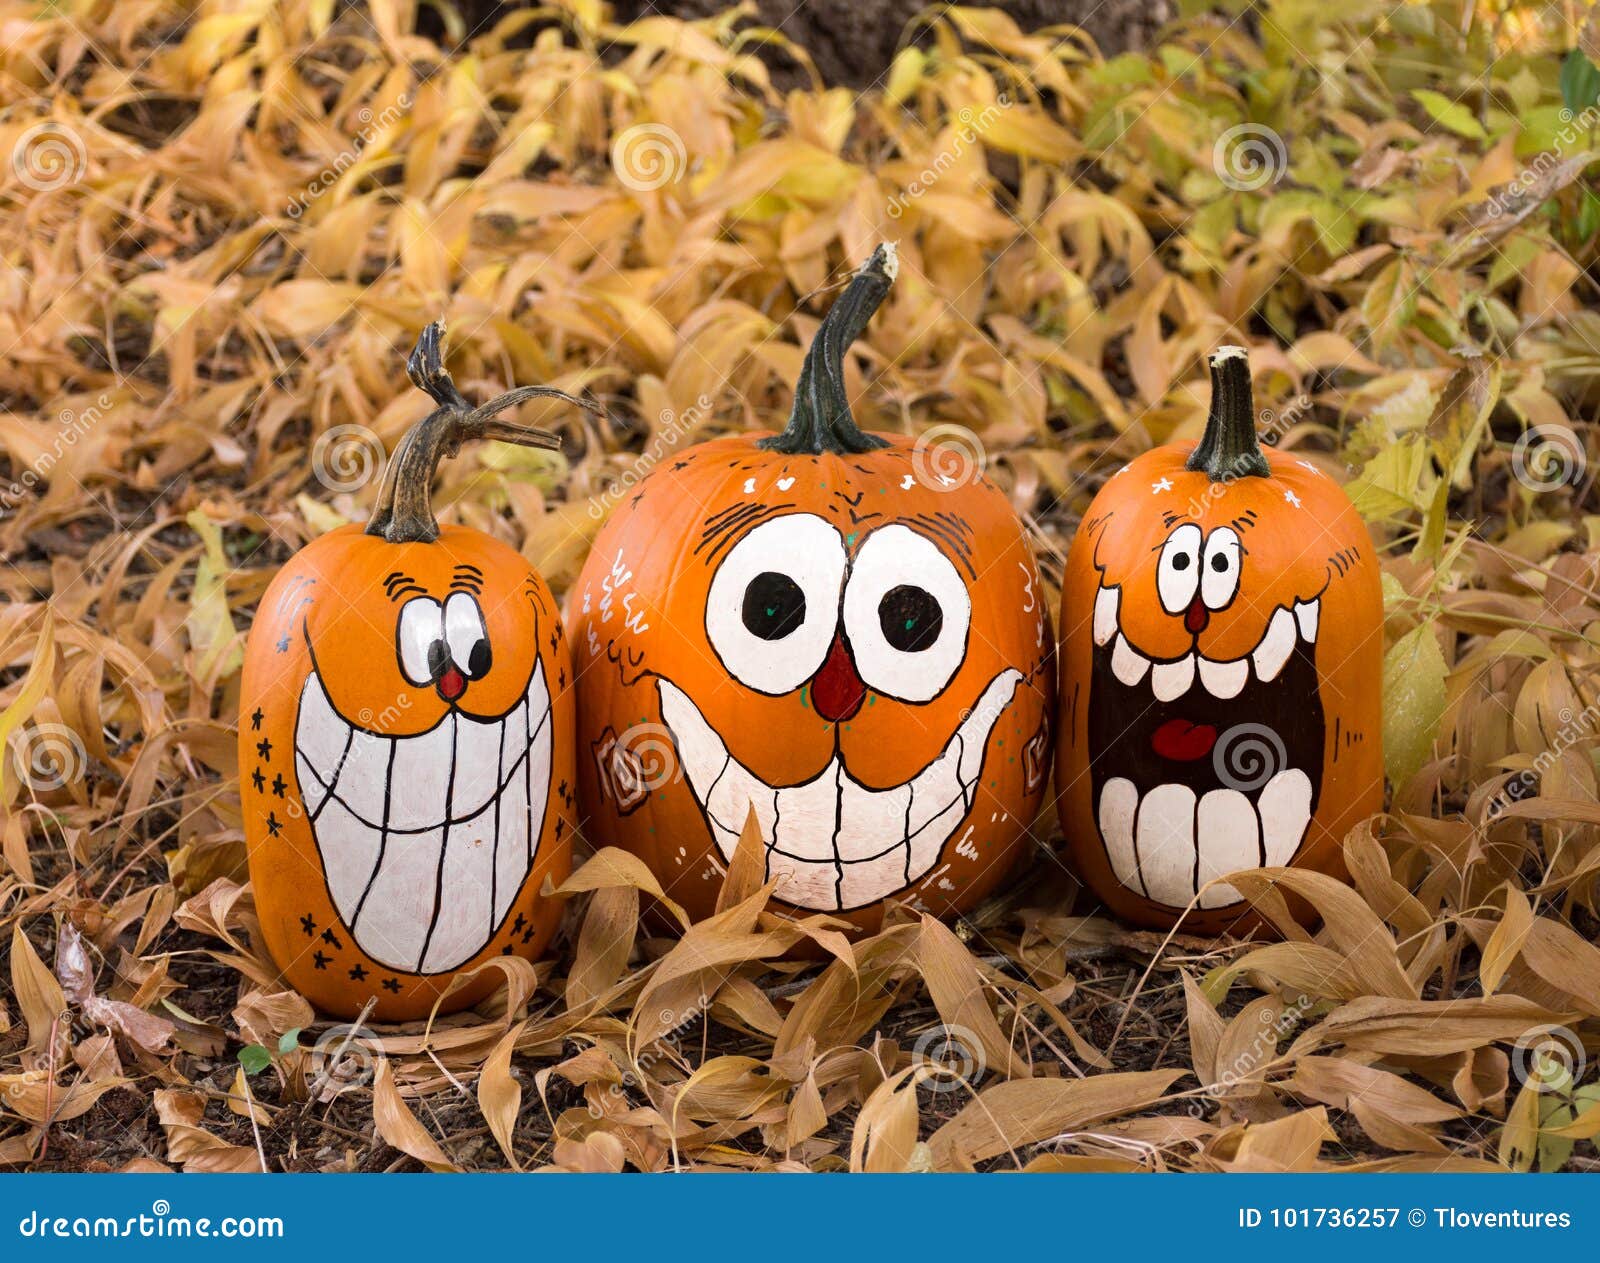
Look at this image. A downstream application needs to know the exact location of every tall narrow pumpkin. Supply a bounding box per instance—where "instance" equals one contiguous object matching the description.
[1056,346,1382,932]
[569,246,1056,932]
[241,325,583,1020]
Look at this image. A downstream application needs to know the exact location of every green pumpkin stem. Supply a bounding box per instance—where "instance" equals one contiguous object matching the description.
[1187,345,1270,482]
[760,244,897,455]
[366,321,599,544]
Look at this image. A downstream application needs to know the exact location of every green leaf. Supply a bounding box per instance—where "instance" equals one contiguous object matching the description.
[1559,48,1600,116]
[238,1043,272,1076]
[278,1029,302,1055]
[1412,89,1486,140]
[1382,624,1448,791]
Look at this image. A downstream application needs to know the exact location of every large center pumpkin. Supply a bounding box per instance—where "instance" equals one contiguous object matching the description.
[570,247,1055,929]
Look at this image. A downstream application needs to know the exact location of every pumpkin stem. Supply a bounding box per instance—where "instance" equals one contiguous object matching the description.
[1187,345,1270,482]
[366,321,599,544]
[759,244,897,455]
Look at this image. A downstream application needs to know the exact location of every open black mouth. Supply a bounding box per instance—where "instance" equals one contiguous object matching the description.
[1086,585,1324,910]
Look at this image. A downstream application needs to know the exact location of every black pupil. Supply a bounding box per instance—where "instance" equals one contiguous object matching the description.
[1172,553,1191,570]
[879,585,942,653]
[742,572,805,641]
[467,639,492,677]
[427,640,451,677]
[1210,554,1228,572]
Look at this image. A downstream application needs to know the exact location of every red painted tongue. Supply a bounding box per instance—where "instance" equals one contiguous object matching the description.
[1151,718,1217,762]
[811,636,865,723]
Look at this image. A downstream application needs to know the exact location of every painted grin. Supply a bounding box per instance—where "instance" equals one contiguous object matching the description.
[293,663,553,974]
[657,670,1022,912]
[1088,581,1324,910]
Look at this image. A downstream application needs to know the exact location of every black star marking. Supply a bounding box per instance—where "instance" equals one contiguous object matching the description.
[313,951,330,970]
[265,812,282,838]
[630,491,645,508]
[501,944,514,955]
[511,912,527,934]
[558,780,569,801]
[300,913,316,936]
[270,772,287,798]
[251,767,265,793]
[381,978,401,993]
[275,634,291,654]
[256,737,272,761]
[321,928,342,949]
[250,708,264,731]
[548,630,558,654]
[558,668,566,689]
[555,817,566,839]
[672,459,690,471]
[348,963,368,982]
[521,927,536,944]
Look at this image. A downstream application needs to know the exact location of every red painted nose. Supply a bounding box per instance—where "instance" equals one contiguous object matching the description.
[810,634,865,723]
[437,665,466,702]
[1184,597,1209,636]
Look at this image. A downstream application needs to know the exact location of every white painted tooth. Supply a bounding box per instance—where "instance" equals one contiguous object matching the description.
[353,825,443,971]
[312,798,383,923]
[1196,788,1259,909]
[294,673,350,782]
[898,794,967,899]
[1136,783,1198,908]
[452,714,504,821]
[1112,634,1150,686]
[1258,769,1313,867]
[498,699,527,784]
[337,732,393,824]
[1093,586,1120,646]
[1197,656,1249,701]
[1098,777,1140,893]
[295,753,330,817]
[420,819,496,973]
[766,854,843,913]
[492,758,531,928]
[1295,599,1320,643]
[658,680,730,806]
[955,669,1022,787]
[387,712,458,832]
[838,777,910,862]
[525,705,552,867]
[1251,608,1297,683]
[708,760,777,846]
[1151,654,1195,702]
[769,763,841,862]
[525,660,550,714]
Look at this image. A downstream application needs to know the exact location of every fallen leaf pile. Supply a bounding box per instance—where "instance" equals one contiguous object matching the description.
[2,0,1599,1171]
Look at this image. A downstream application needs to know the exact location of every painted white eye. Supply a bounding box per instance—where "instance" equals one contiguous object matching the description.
[1156,523,1203,615]
[1201,526,1242,610]
[444,591,492,678]
[842,524,970,703]
[397,596,445,685]
[705,513,847,695]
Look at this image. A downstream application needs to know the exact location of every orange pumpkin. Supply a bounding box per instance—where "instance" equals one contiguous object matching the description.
[1056,346,1382,932]
[241,325,584,1019]
[569,246,1055,932]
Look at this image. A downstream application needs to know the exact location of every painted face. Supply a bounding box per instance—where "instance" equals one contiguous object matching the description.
[1058,438,1382,931]
[571,436,1054,927]
[242,523,575,1016]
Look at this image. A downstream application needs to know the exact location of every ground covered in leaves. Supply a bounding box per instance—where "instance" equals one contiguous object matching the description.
[3,0,1600,1172]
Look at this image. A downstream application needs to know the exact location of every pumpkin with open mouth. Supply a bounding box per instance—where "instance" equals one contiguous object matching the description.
[241,325,586,1019]
[569,246,1055,930]
[1056,347,1382,932]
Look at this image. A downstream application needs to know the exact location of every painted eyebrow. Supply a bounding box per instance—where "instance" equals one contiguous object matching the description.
[450,564,484,593]
[388,583,427,602]
[905,514,977,580]
[384,572,427,602]
[695,502,798,563]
